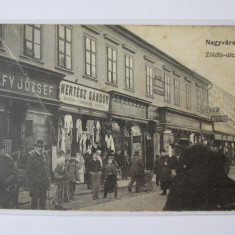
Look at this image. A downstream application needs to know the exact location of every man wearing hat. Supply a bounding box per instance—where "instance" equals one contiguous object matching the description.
[128,150,144,193]
[0,143,17,209]
[26,140,50,209]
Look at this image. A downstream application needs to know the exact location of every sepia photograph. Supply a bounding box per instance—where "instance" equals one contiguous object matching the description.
[0,23,235,213]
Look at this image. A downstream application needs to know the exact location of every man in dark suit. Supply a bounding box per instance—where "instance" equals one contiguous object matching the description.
[0,143,17,209]
[26,140,50,210]
[128,150,144,193]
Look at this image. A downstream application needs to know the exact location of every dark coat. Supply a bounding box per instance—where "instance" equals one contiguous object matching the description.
[129,155,144,176]
[159,155,172,182]
[164,144,235,211]
[26,150,50,191]
[0,154,18,209]
[67,159,79,183]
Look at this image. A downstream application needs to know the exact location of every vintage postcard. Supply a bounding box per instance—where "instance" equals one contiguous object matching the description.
[0,24,234,212]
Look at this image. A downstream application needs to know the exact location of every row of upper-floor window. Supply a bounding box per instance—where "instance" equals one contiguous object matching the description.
[0,24,208,110]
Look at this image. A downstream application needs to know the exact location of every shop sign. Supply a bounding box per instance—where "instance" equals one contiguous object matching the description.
[166,112,200,129]
[0,72,57,99]
[201,107,220,114]
[111,100,147,119]
[201,122,213,132]
[59,80,110,112]
[211,115,228,122]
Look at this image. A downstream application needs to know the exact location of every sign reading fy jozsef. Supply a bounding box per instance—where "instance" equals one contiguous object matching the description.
[0,72,57,99]
[59,80,110,112]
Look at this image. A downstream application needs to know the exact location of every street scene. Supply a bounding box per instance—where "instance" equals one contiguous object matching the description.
[0,24,235,211]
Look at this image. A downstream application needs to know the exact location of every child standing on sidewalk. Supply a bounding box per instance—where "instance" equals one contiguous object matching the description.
[103,157,118,199]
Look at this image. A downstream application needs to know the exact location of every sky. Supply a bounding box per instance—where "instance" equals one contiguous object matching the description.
[124,25,235,97]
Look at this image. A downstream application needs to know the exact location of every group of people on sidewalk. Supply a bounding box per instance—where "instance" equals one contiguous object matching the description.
[1,137,235,211]
[24,140,131,210]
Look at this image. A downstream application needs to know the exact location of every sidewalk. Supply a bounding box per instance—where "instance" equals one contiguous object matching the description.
[18,178,131,206]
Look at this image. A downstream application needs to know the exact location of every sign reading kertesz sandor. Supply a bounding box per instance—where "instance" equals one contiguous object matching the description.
[59,80,110,112]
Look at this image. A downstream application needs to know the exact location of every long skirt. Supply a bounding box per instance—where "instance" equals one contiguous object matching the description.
[55,183,70,204]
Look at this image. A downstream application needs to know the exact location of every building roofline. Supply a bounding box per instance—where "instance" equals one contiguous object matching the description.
[105,25,211,86]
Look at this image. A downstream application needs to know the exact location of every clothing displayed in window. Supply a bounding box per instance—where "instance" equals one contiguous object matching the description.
[61,128,66,153]
[76,119,83,142]
[105,134,115,152]
[64,115,73,134]
[94,120,101,144]
[79,133,87,154]
[86,120,95,143]
[76,154,85,183]
[65,134,72,154]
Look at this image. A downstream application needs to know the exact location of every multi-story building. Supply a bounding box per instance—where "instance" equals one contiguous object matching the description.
[0,24,213,171]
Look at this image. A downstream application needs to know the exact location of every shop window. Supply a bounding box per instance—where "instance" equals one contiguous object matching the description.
[24,24,41,59]
[0,24,2,47]
[164,74,170,102]
[107,46,117,84]
[85,36,96,78]
[58,25,72,70]
[146,65,153,96]
[125,55,134,90]
[174,79,180,106]
[186,82,191,109]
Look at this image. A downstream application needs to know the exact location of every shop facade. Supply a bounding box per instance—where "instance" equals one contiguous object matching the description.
[158,107,214,156]
[109,91,152,169]
[57,80,110,170]
[0,56,64,170]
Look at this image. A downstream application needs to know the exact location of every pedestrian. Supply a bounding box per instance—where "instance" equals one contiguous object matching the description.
[121,150,129,180]
[128,150,144,193]
[83,148,93,189]
[90,153,102,200]
[26,140,50,210]
[159,149,172,195]
[67,155,79,200]
[164,144,235,211]
[154,154,160,186]
[53,150,69,210]
[0,143,18,209]
[103,157,118,198]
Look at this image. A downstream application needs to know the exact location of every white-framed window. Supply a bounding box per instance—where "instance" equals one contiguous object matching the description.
[186,82,191,109]
[24,24,41,59]
[85,36,96,78]
[125,55,134,90]
[174,79,180,106]
[146,65,153,96]
[164,74,170,102]
[107,46,117,84]
[58,25,72,70]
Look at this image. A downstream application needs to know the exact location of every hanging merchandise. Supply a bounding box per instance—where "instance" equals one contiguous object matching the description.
[105,133,115,152]
[80,132,88,154]
[94,120,101,144]
[76,153,85,183]
[76,119,83,142]
[64,114,73,134]
[61,128,66,153]
[86,120,95,143]
[65,133,72,155]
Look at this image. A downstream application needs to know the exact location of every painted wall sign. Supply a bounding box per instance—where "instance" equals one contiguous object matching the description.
[111,99,147,119]
[0,72,57,99]
[211,115,228,122]
[59,80,110,112]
